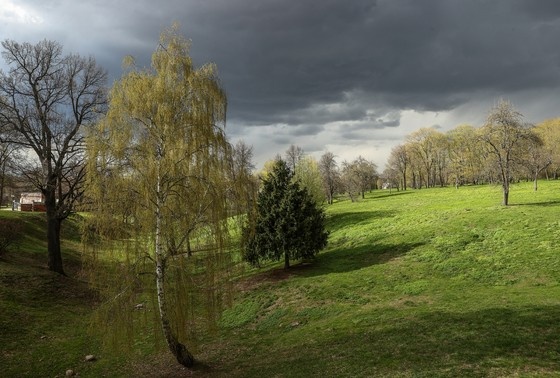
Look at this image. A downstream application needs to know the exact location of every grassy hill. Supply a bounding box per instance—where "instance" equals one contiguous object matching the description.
[2,181,560,376]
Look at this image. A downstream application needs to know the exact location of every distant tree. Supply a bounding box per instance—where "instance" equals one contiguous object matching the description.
[259,155,282,180]
[341,156,377,200]
[0,141,17,206]
[407,128,445,188]
[244,159,328,269]
[341,160,361,201]
[432,132,449,187]
[295,155,325,204]
[480,100,535,205]
[382,167,400,192]
[520,133,549,191]
[229,140,258,217]
[318,151,339,204]
[534,118,560,179]
[84,27,235,368]
[446,125,484,187]
[387,144,409,190]
[285,144,305,172]
[0,39,107,274]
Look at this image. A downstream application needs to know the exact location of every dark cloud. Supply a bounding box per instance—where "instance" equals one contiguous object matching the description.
[3,0,560,168]
[175,0,560,128]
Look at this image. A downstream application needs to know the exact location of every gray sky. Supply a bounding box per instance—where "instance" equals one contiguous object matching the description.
[2,0,560,170]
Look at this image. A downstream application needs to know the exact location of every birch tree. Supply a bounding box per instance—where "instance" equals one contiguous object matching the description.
[84,27,234,368]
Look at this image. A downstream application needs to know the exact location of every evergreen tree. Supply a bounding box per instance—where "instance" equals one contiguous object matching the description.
[244,159,328,269]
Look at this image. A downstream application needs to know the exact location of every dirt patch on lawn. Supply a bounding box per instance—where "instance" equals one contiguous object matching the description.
[235,261,314,292]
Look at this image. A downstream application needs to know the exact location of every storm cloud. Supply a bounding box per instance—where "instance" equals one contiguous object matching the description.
[3,0,560,168]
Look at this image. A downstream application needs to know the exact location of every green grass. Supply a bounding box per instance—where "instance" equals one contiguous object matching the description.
[195,181,560,377]
[3,181,560,376]
[0,212,145,377]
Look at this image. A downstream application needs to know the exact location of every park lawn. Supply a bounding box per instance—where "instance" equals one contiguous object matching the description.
[193,180,560,377]
[2,180,560,376]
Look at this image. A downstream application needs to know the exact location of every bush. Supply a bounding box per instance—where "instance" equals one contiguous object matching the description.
[0,219,24,255]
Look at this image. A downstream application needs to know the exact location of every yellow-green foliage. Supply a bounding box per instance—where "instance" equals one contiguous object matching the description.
[83,25,236,356]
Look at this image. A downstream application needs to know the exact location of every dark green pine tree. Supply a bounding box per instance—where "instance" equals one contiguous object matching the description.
[244,159,328,269]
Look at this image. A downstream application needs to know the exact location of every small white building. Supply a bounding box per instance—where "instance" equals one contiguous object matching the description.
[15,192,46,212]
[20,192,44,205]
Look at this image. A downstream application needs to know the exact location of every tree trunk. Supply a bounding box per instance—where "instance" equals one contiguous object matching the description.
[155,259,195,367]
[284,251,290,269]
[534,170,539,192]
[155,169,195,368]
[47,216,64,274]
[45,189,65,275]
[502,187,509,206]
[0,161,5,207]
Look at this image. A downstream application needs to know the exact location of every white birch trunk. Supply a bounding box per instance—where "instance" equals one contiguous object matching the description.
[155,168,194,367]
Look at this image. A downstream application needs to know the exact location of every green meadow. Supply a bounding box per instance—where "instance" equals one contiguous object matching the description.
[2,180,560,376]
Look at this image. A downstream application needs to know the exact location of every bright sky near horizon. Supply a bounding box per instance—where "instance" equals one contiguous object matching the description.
[2,0,560,170]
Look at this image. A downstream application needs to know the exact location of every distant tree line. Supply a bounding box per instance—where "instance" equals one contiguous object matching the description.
[383,100,558,205]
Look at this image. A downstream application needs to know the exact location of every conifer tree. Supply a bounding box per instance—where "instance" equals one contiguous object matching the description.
[244,159,328,269]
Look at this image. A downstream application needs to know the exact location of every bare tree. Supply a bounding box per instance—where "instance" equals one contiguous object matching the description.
[520,133,550,191]
[0,39,107,274]
[480,100,534,205]
[318,151,339,204]
[285,144,304,172]
[387,144,409,190]
[341,156,377,201]
[230,140,258,217]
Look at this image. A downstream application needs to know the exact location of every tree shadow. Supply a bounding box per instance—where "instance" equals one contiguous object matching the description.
[295,240,424,278]
[296,304,560,376]
[327,210,397,233]
[509,200,560,207]
[368,190,414,200]
[238,239,423,285]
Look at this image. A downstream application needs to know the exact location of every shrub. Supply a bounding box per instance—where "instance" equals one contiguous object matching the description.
[0,219,24,255]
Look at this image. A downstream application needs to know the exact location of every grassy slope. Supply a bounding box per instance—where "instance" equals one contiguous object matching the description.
[0,212,134,377]
[3,181,560,377]
[196,181,560,377]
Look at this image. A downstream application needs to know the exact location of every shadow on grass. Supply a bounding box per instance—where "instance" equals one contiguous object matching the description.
[367,190,414,200]
[327,210,397,233]
[297,240,424,278]
[224,304,560,377]
[315,305,560,376]
[510,200,560,207]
